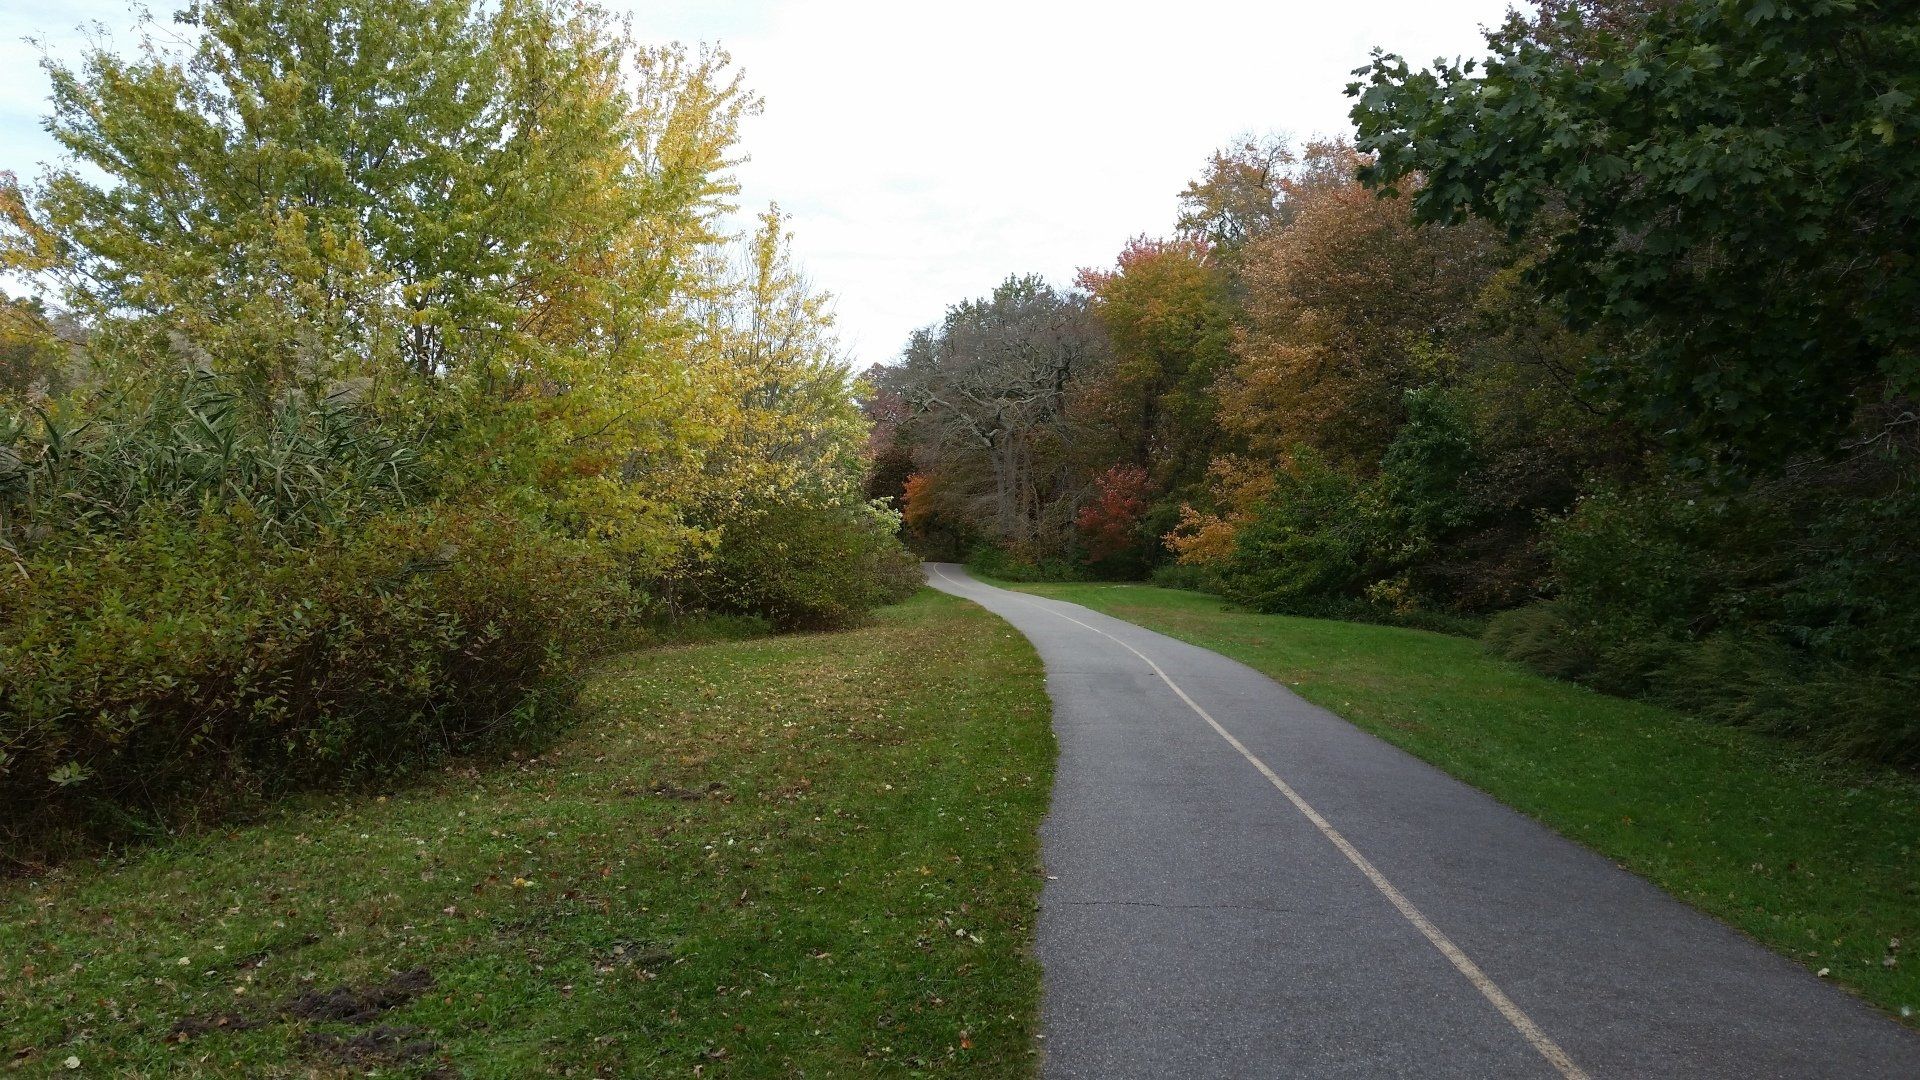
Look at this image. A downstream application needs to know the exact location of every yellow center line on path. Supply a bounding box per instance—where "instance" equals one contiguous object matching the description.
[931,566,1589,1080]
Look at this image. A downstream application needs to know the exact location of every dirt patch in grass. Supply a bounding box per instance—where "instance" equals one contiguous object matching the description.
[303,1025,446,1073]
[167,1012,266,1040]
[284,968,435,1024]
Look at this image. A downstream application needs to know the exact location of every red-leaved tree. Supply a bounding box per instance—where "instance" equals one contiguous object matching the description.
[1075,464,1150,564]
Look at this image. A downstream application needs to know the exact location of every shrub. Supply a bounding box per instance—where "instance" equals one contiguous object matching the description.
[1,371,420,558]
[1494,454,1920,767]
[1374,388,1477,550]
[0,504,629,861]
[1483,603,1597,681]
[1671,652,1920,769]
[1147,561,1219,593]
[1215,450,1372,615]
[687,502,922,632]
[966,543,1088,583]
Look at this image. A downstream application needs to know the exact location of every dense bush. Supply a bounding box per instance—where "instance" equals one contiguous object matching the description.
[0,503,629,859]
[1208,392,1482,615]
[0,371,929,861]
[1483,451,1920,766]
[965,542,1090,584]
[1215,450,1370,615]
[1483,604,1595,682]
[686,502,922,632]
[1,372,418,554]
[1073,465,1155,575]
[1554,473,1920,669]
[1147,561,1219,592]
[0,375,641,861]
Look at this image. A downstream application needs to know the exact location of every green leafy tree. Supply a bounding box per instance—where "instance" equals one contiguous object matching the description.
[10,0,752,396]
[1349,0,1920,472]
[0,293,72,404]
[2,0,886,581]
[1214,449,1371,615]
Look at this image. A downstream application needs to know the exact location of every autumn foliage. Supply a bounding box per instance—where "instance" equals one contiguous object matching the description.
[863,0,1920,766]
[0,0,915,858]
[1222,152,1501,471]
[1074,465,1150,564]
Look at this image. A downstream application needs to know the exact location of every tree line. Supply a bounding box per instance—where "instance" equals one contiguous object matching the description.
[868,0,1919,767]
[0,0,919,860]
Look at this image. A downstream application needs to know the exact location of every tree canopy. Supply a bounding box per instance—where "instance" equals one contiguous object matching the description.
[1349,0,1920,472]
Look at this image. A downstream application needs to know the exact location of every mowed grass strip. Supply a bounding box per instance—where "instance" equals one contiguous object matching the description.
[1007,581,1920,1026]
[0,590,1055,1077]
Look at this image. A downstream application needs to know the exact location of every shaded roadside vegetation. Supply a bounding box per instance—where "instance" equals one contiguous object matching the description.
[1,591,1055,1076]
[866,0,1920,768]
[0,0,920,863]
[1008,581,1919,1027]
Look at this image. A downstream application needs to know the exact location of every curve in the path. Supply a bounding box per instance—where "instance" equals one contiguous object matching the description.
[925,564,1920,1079]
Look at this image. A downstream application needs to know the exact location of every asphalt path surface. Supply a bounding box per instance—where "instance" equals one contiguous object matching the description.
[925,564,1920,1079]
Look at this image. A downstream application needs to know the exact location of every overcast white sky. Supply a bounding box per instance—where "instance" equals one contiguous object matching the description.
[1,0,1515,367]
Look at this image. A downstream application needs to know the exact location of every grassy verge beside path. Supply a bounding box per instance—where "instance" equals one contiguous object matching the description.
[1006,580,1920,1027]
[1,590,1054,1077]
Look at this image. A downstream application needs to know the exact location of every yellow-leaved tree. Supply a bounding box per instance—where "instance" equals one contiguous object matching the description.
[2,0,890,587]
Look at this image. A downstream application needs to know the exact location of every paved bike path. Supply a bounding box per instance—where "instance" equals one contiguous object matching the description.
[925,564,1920,1078]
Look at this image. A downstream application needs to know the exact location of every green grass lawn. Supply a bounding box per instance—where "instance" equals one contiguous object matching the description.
[0,590,1055,1077]
[1006,581,1920,1027]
